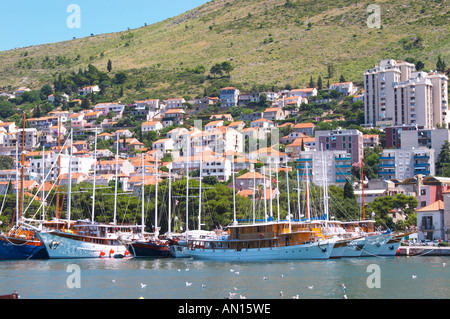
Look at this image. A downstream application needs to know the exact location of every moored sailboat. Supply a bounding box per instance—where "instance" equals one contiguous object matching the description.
[37,130,140,259]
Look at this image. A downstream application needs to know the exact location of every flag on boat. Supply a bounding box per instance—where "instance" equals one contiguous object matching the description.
[272,178,277,184]
[175,200,179,206]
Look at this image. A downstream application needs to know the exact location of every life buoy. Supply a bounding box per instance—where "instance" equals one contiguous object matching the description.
[260,233,265,239]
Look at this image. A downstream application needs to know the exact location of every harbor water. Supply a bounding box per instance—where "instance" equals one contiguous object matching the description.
[0,256,448,299]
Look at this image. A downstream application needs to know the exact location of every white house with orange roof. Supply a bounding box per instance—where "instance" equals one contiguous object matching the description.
[98,132,113,141]
[273,96,307,108]
[220,87,240,107]
[249,147,284,164]
[84,111,102,123]
[263,108,286,121]
[93,102,125,117]
[209,114,234,122]
[288,88,317,98]
[78,85,100,96]
[0,121,16,133]
[152,138,174,154]
[329,82,356,96]
[250,118,275,129]
[142,121,163,133]
[363,134,380,148]
[227,121,245,131]
[165,97,186,109]
[293,122,315,137]
[201,154,232,181]
[235,171,269,191]
[162,108,186,127]
[205,120,224,131]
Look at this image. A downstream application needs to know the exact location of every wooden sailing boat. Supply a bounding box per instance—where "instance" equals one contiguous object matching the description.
[122,153,171,258]
[36,131,140,258]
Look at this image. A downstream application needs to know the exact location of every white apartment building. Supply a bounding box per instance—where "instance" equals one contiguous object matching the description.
[28,154,96,182]
[378,148,435,180]
[93,102,125,117]
[297,150,352,186]
[364,59,448,129]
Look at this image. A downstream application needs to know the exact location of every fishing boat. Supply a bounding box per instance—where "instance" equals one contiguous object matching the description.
[37,130,140,259]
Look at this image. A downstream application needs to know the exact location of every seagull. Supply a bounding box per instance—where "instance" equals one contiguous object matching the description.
[443,263,446,267]
[140,283,147,288]
[338,283,347,290]
[343,294,348,299]
[233,287,238,291]
[111,280,116,283]
[263,276,268,280]
[201,284,207,289]
[291,295,299,299]
[239,295,246,299]
[186,282,192,287]
[177,269,181,272]
[281,274,284,278]
[280,291,283,297]
[185,268,190,272]
[307,285,314,289]
[235,271,240,275]
[230,269,234,272]
[412,275,417,279]
[228,292,236,298]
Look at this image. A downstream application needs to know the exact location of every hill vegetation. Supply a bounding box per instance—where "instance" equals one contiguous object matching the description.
[0,0,448,101]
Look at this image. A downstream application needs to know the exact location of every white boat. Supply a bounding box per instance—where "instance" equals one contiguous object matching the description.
[37,130,140,259]
[183,221,335,261]
[36,222,139,258]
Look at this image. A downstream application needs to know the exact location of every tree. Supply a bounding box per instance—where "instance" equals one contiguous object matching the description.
[339,74,346,83]
[327,63,336,78]
[436,55,446,73]
[436,140,450,176]
[40,84,53,100]
[221,61,234,76]
[308,76,315,88]
[317,76,323,90]
[343,180,355,199]
[107,59,112,73]
[210,63,223,78]
[114,71,128,85]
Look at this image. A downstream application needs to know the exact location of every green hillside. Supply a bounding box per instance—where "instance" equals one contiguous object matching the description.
[0,0,448,100]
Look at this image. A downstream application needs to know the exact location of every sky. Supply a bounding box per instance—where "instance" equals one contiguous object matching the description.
[0,0,211,52]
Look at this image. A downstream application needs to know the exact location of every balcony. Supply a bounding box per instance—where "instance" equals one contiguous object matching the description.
[414,155,430,159]
[379,156,395,160]
[379,163,395,168]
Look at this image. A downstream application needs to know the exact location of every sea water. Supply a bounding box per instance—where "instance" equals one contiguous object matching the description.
[0,256,448,299]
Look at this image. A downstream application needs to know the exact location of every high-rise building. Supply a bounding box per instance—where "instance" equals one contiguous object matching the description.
[364,60,448,129]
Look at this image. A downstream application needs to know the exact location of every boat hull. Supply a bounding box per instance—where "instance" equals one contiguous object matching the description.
[378,233,409,256]
[360,233,394,257]
[0,235,48,260]
[125,241,170,258]
[36,231,129,259]
[185,240,335,261]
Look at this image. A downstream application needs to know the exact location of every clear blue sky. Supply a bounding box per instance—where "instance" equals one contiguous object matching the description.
[0,0,210,52]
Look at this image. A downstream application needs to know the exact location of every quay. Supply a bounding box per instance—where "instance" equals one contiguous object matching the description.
[398,246,450,256]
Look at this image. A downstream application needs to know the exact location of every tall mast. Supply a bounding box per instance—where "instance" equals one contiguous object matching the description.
[269,163,273,219]
[306,162,311,221]
[168,168,172,234]
[185,134,190,237]
[285,151,291,232]
[263,165,267,223]
[232,158,236,224]
[252,170,256,224]
[113,134,119,226]
[15,141,19,226]
[198,151,202,231]
[56,117,61,220]
[297,169,301,221]
[91,128,97,223]
[361,158,365,221]
[42,146,45,222]
[67,130,73,229]
[154,155,158,236]
[276,162,280,222]
[19,112,25,222]
[141,153,145,236]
